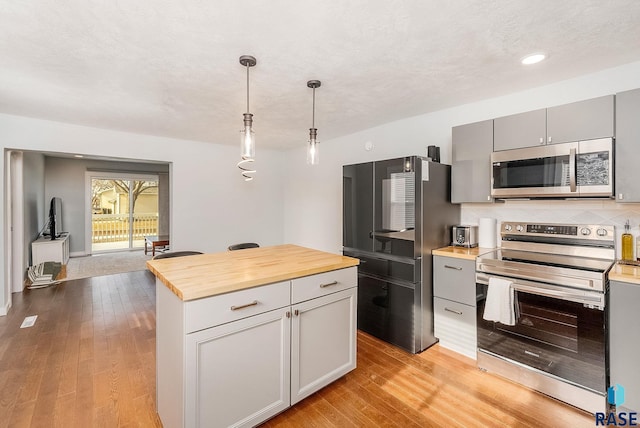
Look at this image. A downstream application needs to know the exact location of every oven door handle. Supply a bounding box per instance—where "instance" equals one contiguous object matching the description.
[476,273,604,307]
[477,263,595,290]
[510,282,601,303]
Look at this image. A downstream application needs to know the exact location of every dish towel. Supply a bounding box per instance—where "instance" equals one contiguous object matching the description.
[483,277,518,326]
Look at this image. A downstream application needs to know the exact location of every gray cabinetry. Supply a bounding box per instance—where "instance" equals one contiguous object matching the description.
[609,279,640,413]
[615,88,640,202]
[433,255,477,359]
[451,119,493,203]
[494,95,614,151]
[494,108,546,151]
[546,95,614,144]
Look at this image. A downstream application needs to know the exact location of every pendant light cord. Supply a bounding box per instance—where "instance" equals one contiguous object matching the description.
[246,62,250,113]
[312,87,315,129]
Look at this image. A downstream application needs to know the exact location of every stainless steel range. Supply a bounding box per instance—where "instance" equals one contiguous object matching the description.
[476,222,615,414]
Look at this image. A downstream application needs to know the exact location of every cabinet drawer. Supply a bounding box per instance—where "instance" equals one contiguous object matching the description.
[292,267,357,304]
[434,297,477,360]
[185,281,290,334]
[433,256,476,306]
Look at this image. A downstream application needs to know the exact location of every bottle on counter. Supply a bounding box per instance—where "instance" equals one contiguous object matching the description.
[637,225,640,262]
[621,220,634,261]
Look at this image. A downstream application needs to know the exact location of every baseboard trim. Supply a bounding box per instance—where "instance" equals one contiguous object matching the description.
[0,300,11,316]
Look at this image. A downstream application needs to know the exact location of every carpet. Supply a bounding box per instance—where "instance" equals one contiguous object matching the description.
[60,251,153,282]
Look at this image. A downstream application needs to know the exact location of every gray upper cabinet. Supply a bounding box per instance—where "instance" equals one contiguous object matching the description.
[493,95,614,151]
[615,88,640,202]
[494,108,546,151]
[451,119,493,203]
[546,95,614,144]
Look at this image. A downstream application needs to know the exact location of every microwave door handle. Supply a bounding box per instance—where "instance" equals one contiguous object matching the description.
[569,147,577,192]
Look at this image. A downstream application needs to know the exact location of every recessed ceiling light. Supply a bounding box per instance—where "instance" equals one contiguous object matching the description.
[521,53,546,65]
[74,154,84,158]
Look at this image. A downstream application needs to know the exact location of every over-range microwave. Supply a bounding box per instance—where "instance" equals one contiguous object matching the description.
[491,137,614,199]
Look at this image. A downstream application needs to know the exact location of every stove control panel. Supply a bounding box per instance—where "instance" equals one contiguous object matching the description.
[501,222,614,242]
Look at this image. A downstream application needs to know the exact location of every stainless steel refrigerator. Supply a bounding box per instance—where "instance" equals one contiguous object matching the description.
[343,156,460,353]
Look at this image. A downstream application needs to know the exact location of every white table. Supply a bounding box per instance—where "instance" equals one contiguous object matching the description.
[31,233,69,265]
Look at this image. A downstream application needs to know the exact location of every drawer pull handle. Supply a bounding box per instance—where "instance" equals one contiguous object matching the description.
[444,265,462,271]
[319,281,338,288]
[444,307,463,315]
[230,300,258,311]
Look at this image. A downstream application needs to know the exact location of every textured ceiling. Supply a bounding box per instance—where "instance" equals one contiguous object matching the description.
[2,1,640,150]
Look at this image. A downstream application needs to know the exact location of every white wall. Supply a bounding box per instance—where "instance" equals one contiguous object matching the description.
[283,60,640,255]
[0,114,286,312]
[22,152,45,263]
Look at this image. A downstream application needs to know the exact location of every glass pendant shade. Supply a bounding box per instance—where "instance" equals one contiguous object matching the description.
[240,113,255,159]
[307,128,319,165]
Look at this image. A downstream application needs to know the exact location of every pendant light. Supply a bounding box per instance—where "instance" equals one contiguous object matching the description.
[307,80,321,165]
[238,55,257,181]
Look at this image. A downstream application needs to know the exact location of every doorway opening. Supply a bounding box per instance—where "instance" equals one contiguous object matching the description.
[89,173,159,253]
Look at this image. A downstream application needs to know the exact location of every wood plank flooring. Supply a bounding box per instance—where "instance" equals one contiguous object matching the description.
[0,270,594,427]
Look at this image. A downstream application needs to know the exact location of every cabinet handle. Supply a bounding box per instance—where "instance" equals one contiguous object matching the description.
[319,280,338,288]
[444,307,463,315]
[286,311,291,318]
[294,309,299,316]
[230,300,258,311]
[444,265,462,271]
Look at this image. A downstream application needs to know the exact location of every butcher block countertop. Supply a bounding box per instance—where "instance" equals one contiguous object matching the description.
[609,262,640,285]
[146,244,360,301]
[432,246,496,261]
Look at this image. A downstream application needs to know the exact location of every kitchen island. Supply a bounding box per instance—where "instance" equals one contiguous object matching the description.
[147,244,359,428]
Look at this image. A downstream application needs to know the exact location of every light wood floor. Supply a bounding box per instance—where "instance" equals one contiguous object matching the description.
[0,270,594,427]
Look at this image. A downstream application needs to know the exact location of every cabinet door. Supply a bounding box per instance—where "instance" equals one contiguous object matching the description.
[546,95,614,144]
[343,162,374,252]
[451,119,493,203]
[433,256,476,306]
[609,280,640,413]
[615,89,640,202]
[494,108,546,151]
[291,287,357,405]
[185,308,291,428]
[433,297,477,360]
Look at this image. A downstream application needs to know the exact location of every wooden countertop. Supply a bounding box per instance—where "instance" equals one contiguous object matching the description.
[432,246,497,261]
[146,244,359,301]
[609,262,640,285]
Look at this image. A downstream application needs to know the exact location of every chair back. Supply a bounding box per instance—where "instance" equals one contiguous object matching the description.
[228,243,259,251]
[152,251,203,260]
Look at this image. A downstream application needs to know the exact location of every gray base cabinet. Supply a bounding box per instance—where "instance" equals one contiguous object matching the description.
[615,88,640,202]
[433,255,477,359]
[451,119,493,203]
[609,280,640,413]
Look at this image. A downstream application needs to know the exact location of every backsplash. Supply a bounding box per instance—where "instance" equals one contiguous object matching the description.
[461,200,640,260]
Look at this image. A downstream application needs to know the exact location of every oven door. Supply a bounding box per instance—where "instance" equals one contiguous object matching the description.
[476,273,606,394]
[491,138,613,198]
